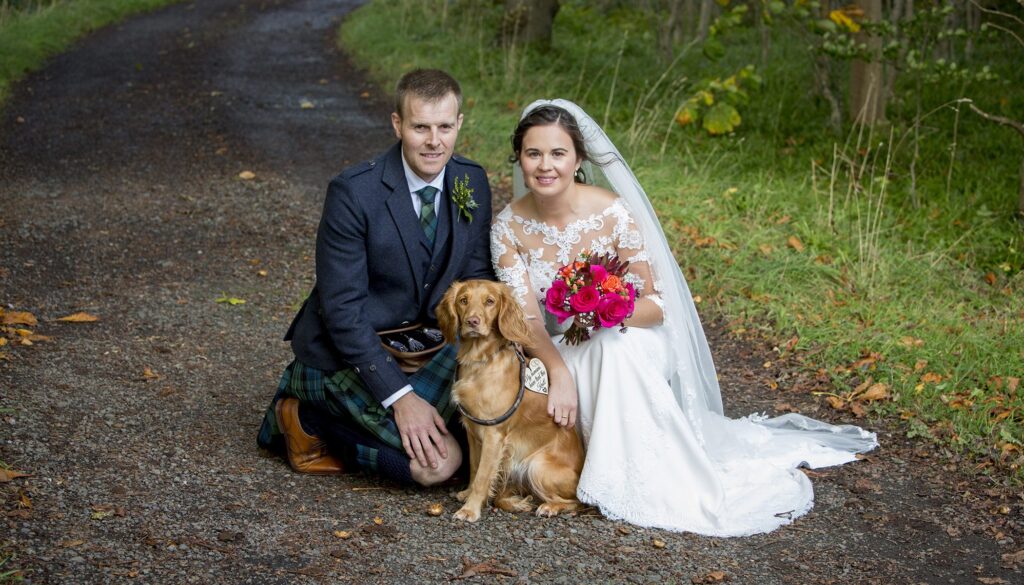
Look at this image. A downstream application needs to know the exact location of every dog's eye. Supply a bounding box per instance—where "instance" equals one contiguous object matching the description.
[459,297,468,305]
[485,297,495,306]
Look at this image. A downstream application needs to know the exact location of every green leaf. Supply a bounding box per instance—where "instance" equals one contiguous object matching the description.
[703,103,741,135]
[768,0,786,15]
[215,293,247,306]
[703,37,726,61]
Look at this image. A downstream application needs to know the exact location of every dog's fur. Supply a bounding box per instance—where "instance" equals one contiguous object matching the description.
[437,280,584,522]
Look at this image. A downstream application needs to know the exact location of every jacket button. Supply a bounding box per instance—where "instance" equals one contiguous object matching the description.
[354,367,360,373]
[424,283,430,289]
[369,364,377,372]
[385,356,392,362]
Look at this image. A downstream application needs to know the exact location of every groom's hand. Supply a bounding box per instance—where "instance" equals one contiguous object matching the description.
[392,392,449,469]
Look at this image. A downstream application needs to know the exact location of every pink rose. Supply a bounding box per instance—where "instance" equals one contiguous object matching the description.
[625,282,636,302]
[545,279,573,323]
[569,285,601,313]
[596,294,633,328]
[588,264,608,285]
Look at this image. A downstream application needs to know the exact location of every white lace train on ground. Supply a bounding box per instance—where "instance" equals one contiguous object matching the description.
[559,326,873,536]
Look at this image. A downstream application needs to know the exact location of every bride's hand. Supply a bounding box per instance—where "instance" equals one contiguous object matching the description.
[547,367,578,428]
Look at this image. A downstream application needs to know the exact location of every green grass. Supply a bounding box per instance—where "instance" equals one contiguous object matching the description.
[0,0,184,105]
[340,1,1024,482]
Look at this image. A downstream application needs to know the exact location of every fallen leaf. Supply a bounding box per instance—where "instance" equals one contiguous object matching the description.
[857,382,889,402]
[18,492,32,509]
[914,359,928,372]
[2,311,37,326]
[1001,549,1024,565]
[238,170,256,180]
[786,235,805,252]
[56,312,98,322]
[899,336,924,348]
[692,570,729,583]
[652,538,666,548]
[849,401,867,417]
[333,530,352,539]
[299,98,315,109]
[616,525,632,535]
[1007,377,1020,393]
[91,510,114,520]
[141,367,160,381]
[373,516,383,525]
[945,525,961,538]
[215,294,246,306]
[359,91,370,98]
[0,469,31,482]
[826,395,846,410]
[426,503,444,517]
[256,270,268,277]
[976,578,1007,584]
[758,244,773,255]
[921,372,943,384]
[454,557,517,580]
[984,272,997,286]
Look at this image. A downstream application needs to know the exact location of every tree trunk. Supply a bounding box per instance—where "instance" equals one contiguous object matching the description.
[696,0,713,42]
[503,0,560,48]
[849,0,886,125]
[1019,158,1024,218]
[658,0,684,61]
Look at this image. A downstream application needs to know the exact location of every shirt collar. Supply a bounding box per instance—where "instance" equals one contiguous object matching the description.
[401,153,446,195]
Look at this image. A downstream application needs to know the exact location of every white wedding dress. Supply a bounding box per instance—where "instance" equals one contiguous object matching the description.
[490,99,878,537]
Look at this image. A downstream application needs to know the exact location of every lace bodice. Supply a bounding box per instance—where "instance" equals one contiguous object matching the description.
[491,198,663,334]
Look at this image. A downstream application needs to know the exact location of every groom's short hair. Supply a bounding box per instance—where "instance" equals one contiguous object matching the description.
[394,69,463,118]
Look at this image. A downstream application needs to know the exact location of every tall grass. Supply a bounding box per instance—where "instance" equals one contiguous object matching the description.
[341,1,1023,480]
[0,0,183,105]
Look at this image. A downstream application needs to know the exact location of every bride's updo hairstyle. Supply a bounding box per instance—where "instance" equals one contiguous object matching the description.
[510,105,593,184]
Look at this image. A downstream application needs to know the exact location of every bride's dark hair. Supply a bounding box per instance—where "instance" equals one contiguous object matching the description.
[509,105,593,183]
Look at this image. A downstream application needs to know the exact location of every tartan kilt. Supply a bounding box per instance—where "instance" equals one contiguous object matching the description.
[257,344,458,453]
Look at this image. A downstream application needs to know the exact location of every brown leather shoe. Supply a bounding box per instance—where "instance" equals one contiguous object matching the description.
[275,398,345,475]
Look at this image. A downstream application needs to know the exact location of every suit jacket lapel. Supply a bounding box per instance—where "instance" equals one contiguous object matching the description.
[431,162,470,305]
[382,144,426,301]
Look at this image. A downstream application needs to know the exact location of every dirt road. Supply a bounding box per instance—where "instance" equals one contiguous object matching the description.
[0,1,1020,582]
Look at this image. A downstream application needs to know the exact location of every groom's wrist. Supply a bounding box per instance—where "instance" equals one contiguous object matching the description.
[382,385,414,409]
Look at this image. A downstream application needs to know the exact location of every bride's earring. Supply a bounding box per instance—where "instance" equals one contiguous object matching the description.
[574,167,586,183]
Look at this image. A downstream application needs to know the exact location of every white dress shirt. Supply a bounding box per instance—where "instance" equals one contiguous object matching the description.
[380,158,447,409]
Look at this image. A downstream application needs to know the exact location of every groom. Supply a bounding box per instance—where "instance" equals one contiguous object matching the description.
[257,69,494,486]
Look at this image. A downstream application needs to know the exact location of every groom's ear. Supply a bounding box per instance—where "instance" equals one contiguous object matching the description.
[390,112,403,139]
[456,112,464,131]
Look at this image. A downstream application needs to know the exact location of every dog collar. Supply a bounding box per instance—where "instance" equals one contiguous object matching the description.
[456,344,527,427]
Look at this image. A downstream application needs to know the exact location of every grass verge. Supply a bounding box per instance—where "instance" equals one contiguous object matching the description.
[339,1,1024,483]
[0,0,184,105]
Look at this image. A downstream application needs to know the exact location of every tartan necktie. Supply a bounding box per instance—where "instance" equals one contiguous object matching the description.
[416,186,439,244]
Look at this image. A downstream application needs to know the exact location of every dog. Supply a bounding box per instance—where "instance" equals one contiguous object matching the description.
[437,279,584,522]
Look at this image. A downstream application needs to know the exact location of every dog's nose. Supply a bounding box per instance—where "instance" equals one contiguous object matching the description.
[466,316,480,327]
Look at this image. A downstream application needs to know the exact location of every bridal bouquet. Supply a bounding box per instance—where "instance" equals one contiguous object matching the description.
[545,250,635,345]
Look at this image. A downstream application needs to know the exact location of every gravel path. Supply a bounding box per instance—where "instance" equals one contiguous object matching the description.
[1,1,1021,583]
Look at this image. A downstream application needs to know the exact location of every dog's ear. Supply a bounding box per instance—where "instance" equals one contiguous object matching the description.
[437,281,462,344]
[496,284,533,347]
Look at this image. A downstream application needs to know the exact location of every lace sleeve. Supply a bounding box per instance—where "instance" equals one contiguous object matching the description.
[610,200,664,310]
[490,207,531,308]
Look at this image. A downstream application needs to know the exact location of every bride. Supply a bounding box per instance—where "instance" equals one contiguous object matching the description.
[489,99,878,536]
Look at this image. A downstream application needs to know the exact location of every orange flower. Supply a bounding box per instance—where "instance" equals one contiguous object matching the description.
[601,275,622,293]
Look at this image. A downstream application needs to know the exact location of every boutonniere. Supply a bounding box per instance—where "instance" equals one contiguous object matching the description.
[451,173,479,223]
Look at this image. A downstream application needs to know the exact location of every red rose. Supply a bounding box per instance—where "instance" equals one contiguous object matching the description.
[569,285,601,313]
[545,279,573,323]
[596,294,632,328]
[588,264,608,285]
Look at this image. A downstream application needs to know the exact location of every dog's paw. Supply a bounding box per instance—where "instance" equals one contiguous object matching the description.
[453,505,481,522]
[536,502,568,518]
[455,488,470,503]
